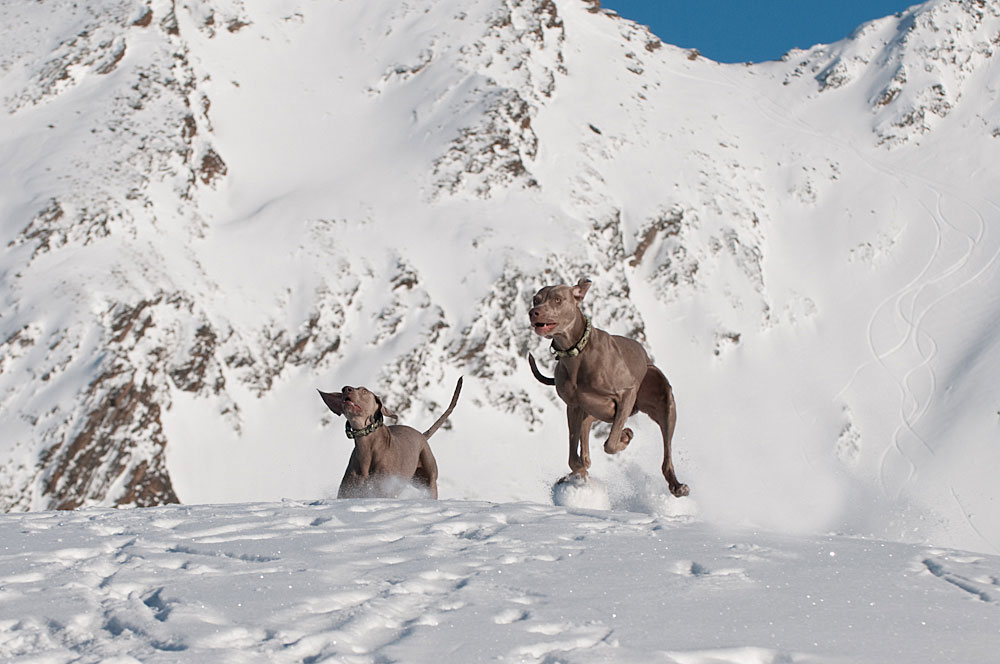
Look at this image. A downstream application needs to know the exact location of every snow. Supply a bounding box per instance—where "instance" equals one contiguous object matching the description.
[1,498,998,663]
[2,0,1000,659]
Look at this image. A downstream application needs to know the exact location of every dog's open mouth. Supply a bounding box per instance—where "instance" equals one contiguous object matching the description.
[343,397,362,414]
[533,321,557,335]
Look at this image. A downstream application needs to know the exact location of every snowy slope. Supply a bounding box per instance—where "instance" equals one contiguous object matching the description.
[0,499,998,663]
[1,0,999,559]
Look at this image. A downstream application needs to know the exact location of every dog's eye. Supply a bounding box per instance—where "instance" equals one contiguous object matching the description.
[553,296,562,304]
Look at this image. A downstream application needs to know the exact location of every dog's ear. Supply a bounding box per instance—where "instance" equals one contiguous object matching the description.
[318,390,344,415]
[572,278,592,302]
[375,396,398,421]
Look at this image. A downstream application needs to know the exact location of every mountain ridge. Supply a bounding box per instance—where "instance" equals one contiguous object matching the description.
[1,0,999,554]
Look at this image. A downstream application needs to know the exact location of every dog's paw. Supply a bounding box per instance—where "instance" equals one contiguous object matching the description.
[556,471,588,485]
[603,428,633,454]
[670,483,691,498]
[552,473,610,510]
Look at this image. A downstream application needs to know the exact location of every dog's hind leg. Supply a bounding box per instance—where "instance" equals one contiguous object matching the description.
[414,444,439,499]
[637,365,689,497]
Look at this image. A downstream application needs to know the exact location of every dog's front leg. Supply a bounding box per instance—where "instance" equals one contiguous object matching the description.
[338,448,371,498]
[603,387,638,454]
[566,405,593,477]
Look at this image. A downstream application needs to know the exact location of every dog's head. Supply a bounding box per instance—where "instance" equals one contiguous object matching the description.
[319,385,397,428]
[528,278,592,338]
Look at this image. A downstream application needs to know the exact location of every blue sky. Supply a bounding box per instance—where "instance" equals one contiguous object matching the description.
[598,0,920,63]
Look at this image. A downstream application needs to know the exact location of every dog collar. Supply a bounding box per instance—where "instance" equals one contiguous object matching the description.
[552,317,592,358]
[345,413,383,439]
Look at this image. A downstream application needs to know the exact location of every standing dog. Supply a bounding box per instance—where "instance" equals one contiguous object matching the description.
[318,378,463,499]
[528,279,689,497]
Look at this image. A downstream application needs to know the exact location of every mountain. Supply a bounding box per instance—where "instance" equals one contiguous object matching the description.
[1,0,999,554]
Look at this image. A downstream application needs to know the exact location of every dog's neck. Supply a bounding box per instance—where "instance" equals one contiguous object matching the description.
[345,412,384,439]
[552,316,592,358]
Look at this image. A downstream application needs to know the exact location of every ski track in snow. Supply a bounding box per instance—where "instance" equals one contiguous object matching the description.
[700,55,1000,555]
[732,65,1000,515]
[868,179,1000,498]
[0,499,999,663]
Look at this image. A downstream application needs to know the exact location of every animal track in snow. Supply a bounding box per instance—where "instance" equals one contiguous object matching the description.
[922,555,999,603]
[494,607,531,624]
[1,500,998,662]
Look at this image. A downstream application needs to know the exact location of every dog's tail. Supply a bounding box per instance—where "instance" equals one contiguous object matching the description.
[528,353,556,386]
[423,376,463,439]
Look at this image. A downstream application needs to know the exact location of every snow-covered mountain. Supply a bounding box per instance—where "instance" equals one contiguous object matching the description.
[1,0,999,555]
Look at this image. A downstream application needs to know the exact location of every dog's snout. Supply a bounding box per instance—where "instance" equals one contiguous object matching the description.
[342,386,354,395]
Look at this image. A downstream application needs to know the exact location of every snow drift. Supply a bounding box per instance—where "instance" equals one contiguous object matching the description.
[1,499,998,663]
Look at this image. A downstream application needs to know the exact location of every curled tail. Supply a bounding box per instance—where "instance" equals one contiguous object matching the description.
[528,353,555,386]
[423,376,463,439]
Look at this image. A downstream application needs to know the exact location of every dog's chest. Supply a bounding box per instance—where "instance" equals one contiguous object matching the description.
[555,358,619,414]
[357,433,419,473]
